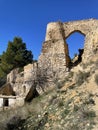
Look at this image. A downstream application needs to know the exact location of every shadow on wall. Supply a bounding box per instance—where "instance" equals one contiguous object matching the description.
[25,83,39,102]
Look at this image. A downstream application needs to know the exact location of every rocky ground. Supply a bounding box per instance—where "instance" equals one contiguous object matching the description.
[0,54,98,130]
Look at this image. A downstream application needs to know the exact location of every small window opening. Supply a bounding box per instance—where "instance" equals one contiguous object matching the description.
[3,98,9,106]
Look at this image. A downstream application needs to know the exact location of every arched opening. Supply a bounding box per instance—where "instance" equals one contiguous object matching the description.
[66,32,85,67]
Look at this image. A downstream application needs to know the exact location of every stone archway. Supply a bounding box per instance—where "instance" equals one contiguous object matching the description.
[66,31,85,67]
[38,19,98,80]
[66,31,85,58]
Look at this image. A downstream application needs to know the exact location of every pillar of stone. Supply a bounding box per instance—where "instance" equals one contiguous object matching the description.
[38,19,98,83]
[38,22,68,81]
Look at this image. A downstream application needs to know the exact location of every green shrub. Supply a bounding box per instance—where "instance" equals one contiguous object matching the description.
[63,109,70,116]
[76,71,90,86]
[56,82,63,89]
[67,124,80,130]
[68,85,76,89]
[88,93,94,98]
[83,98,95,105]
[73,105,79,112]
[55,79,66,89]
[48,95,57,105]
[58,100,64,107]
[82,110,96,120]
[68,72,74,78]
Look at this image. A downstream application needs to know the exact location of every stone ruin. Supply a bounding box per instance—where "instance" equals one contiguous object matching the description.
[38,18,98,80]
[1,18,98,108]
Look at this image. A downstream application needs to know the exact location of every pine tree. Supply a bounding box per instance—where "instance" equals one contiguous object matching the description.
[0,37,33,76]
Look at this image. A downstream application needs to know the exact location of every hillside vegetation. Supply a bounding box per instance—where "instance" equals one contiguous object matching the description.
[0,53,98,130]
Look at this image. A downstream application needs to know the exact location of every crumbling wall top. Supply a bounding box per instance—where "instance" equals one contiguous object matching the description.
[45,19,98,41]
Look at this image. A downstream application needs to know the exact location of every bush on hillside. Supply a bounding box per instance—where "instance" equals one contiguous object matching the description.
[76,71,90,86]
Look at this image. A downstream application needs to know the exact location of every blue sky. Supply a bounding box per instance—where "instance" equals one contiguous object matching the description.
[0,0,98,59]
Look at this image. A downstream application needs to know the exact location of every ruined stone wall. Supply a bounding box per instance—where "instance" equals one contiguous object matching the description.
[63,19,98,62]
[38,19,98,82]
[7,62,38,97]
[6,18,98,96]
[38,39,67,82]
[22,63,38,96]
[0,96,24,109]
[45,19,98,40]
[63,19,98,38]
[38,22,67,82]
[7,68,19,84]
[24,63,38,82]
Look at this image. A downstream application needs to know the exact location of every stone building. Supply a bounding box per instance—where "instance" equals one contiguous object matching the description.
[0,83,24,109]
[0,63,38,109]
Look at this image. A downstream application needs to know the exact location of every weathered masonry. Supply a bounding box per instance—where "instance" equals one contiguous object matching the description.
[1,19,98,109]
[0,95,24,110]
[0,96,16,107]
[38,19,98,80]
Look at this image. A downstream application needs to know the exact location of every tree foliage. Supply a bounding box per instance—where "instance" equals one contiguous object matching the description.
[0,37,33,77]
